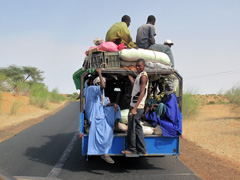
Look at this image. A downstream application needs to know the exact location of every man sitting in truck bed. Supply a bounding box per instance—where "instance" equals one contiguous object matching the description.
[105,15,137,48]
[84,68,121,164]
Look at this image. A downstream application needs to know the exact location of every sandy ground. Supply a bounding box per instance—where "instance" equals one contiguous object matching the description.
[0,92,240,179]
[179,104,240,180]
[0,92,69,142]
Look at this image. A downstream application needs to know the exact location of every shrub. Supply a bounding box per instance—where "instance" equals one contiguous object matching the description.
[15,81,30,95]
[225,84,240,111]
[10,100,22,115]
[67,92,79,101]
[207,101,216,105]
[225,85,240,104]
[49,88,66,103]
[29,83,49,109]
[0,91,2,113]
[182,89,200,119]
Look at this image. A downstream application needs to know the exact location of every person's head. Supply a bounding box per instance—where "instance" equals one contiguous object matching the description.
[147,15,156,25]
[122,15,131,27]
[93,76,106,86]
[136,58,146,73]
[164,39,174,48]
[93,38,103,46]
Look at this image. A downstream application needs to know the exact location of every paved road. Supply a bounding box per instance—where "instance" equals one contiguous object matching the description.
[0,102,200,180]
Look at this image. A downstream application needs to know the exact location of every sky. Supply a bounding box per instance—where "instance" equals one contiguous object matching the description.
[1,0,240,94]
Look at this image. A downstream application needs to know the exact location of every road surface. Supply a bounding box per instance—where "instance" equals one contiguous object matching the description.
[0,102,200,180]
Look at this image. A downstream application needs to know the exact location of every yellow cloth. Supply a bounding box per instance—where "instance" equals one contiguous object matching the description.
[105,22,136,48]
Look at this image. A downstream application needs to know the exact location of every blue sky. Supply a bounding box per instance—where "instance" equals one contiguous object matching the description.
[1,0,240,94]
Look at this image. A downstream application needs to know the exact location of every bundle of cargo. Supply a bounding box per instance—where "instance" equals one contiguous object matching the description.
[119,48,172,71]
[83,48,173,71]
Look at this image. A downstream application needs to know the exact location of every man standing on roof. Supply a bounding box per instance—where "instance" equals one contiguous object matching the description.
[164,39,174,48]
[106,15,137,48]
[122,58,148,155]
[136,15,175,68]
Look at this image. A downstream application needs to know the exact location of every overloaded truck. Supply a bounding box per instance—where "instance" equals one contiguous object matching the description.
[73,46,183,159]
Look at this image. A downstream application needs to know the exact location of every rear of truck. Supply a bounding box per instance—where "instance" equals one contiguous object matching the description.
[74,51,183,158]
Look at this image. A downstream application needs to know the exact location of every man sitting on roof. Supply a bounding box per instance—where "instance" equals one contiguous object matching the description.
[105,15,137,48]
[136,15,175,68]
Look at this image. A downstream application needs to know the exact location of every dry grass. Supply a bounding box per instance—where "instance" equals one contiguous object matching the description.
[183,104,240,165]
[0,92,67,131]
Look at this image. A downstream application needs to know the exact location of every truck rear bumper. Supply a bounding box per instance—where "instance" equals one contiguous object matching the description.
[81,134,180,157]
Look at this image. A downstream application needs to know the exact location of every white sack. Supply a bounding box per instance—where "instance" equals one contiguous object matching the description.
[118,122,128,131]
[121,109,129,124]
[119,48,171,65]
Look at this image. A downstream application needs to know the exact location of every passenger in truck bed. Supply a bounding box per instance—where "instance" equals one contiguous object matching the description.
[144,81,182,137]
[84,68,121,164]
[105,15,137,48]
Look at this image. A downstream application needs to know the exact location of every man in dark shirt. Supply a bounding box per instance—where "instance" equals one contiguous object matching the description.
[136,15,175,68]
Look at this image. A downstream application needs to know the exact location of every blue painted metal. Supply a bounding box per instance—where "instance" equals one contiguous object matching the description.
[81,134,180,157]
[79,113,84,134]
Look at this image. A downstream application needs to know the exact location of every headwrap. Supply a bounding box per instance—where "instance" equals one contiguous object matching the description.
[93,76,106,85]
[93,38,103,46]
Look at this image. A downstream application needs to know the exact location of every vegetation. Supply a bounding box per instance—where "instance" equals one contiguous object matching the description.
[15,81,31,95]
[182,89,200,119]
[67,92,79,101]
[0,91,2,113]
[29,83,49,109]
[10,100,22,115]
[0,65,44,93]
[225,84,240,110]
[49,88,66,103]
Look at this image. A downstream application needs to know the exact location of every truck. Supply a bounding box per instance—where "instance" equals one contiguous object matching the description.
[73,50,183,159]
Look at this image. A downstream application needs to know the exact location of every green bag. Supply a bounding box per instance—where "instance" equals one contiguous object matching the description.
[72,68,96,90]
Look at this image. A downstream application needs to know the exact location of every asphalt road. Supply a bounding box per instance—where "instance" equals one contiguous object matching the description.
[0,102,200,180]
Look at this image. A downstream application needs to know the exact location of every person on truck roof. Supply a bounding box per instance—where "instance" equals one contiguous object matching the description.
[136,15,175,68]
[84,68,121,164]
[164,39,174,48]
[122,58,148,155]
[105,15,137,48]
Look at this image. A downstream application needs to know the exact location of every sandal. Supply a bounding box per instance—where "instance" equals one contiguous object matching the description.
[122,150,134,154]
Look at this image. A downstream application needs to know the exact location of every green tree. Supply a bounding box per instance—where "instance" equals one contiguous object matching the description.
[0,65,44,92]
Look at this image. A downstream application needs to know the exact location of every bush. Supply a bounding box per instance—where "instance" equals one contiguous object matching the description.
[225,85,240,105]
[29,83,49,109]
[225,84,240,111]
[49,88,66,103]
[10,100,22,115]
[182,89,200,119]
[0,91,2,113]
[0,74,9,91]
[15,81,30,95]
[207,101,216,105]
[67,92,79,101]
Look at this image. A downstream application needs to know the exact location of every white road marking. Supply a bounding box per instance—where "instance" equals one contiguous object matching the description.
[47,132,79,178]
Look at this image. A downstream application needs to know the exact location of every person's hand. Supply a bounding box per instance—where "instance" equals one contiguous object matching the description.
[113,103,119,112]
[95,68,102,74]
[131,108,137,116]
